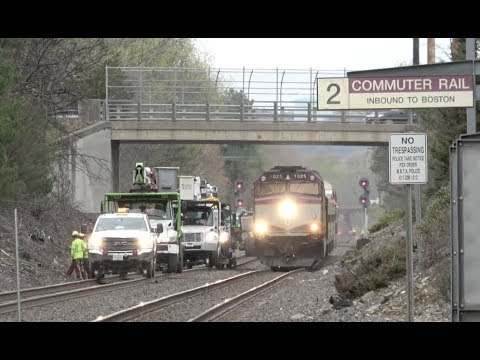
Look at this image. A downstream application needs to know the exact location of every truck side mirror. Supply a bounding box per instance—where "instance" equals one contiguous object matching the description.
[156,224,164,234]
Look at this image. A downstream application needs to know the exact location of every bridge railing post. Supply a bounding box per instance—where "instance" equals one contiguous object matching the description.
[307,102,312,123]
[273,101,278,122]
[206,102,210,121]
[172,102,176,121]
[137,101,141,121]
[240,99,244,121]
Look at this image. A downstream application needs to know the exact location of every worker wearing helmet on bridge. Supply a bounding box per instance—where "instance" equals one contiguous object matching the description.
[79,233,90,279]
[66,231,85,280]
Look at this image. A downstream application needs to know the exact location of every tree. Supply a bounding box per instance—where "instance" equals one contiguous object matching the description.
[0,41,52,199]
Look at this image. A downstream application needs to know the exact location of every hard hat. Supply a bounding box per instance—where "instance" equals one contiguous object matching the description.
[145,167,151,175]
[72,230,79,237]
[79,233,85,238]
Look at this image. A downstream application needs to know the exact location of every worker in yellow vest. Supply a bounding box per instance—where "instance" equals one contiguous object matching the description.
[66,231,85,280]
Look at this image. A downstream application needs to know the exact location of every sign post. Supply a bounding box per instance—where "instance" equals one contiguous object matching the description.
[389,133,427,322]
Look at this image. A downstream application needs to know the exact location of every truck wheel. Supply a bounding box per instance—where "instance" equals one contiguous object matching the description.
[89,263,97,279]
[227,258,237,268]
[206,256,213,268]
[176,252,183,273]
[211,245,221,266]
[168,254,177,273]
[145,258,155,278]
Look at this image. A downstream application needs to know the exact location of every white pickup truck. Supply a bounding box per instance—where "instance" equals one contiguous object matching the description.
[88,211,160,279]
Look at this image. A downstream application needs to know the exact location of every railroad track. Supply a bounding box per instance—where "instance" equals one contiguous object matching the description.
[191,255,341,322]
[0,274,126,304]
[0,256,257,316]
[189,268,304,322]
[95,262,284,322]
[93,269,269,321]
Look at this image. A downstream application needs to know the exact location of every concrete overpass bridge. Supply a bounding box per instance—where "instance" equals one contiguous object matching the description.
[65,67,419,213]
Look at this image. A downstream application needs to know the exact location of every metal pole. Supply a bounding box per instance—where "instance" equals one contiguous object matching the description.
[413,38,419,65]
[105,66,109,122]
[310,68,313,104]
[413,39,422,224]
[427,38,436,64]
[242,66,245,95]
[364,208,368,235]
[466,38,476,134]
[406,184,414,322]
[276,68,279,103]
[14,208,21,322]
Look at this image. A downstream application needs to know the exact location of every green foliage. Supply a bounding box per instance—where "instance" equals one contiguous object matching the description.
[0,41,53,199]
[417,185,450,269]
[369,209,405,233]
[335,246,406,299]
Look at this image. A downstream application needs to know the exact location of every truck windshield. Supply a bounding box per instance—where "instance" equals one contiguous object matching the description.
[118,201,172,220]
[95,217,147,231]
[184,209,213,226]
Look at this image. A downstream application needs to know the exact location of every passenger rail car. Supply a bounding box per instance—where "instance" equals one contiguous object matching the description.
[252,166,338,270]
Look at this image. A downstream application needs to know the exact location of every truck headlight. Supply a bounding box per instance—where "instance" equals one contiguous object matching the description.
[138,235,153,249]
[206,232,218,242]
[310,223,320,232]
[219,232,229,243]
[254,220,268,235]
[88,235,103,249]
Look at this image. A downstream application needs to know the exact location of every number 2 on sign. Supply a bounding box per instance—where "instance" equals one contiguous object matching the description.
[317,78,349,110]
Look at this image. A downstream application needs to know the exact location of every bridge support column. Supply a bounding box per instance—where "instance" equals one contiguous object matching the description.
[111,140,119,192]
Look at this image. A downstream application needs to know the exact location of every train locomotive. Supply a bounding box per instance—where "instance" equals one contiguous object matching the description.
[251,166,338,270]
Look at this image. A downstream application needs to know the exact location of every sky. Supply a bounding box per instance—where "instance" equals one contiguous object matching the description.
[195,38,452,71]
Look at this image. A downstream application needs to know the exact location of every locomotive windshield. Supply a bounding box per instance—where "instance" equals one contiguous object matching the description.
[289,182,320,196]
[255,182,319,197]
[255,183,287,197]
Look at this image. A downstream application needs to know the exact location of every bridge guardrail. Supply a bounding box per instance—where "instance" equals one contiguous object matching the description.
[106,101,369,123]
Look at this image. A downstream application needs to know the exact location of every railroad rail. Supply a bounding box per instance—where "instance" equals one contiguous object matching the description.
[189,268,304,322]
[94,268,268,322]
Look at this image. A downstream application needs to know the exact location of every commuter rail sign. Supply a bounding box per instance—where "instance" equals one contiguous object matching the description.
[317,76,474,110]
[389,133,428,184]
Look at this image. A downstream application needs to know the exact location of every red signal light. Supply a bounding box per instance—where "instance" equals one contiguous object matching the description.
[359,178,369,190]
[359,193,369,208]
[237,199,244,207]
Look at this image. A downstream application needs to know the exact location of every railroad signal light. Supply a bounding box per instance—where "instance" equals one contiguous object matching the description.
[359,193,369,208]
[237,198,244,207]
[235,181,244,191]
[359,177,369,191]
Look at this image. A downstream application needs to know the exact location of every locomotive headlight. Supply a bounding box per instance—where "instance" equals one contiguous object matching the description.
[254,220,268,235]
[310,223,320,232]
[88,235,103,249]
[278,199,297,218]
